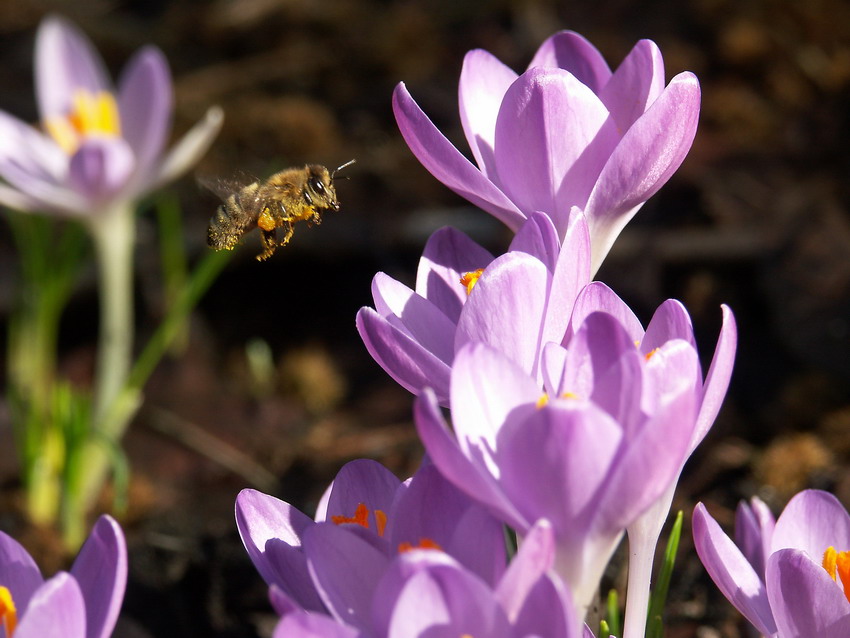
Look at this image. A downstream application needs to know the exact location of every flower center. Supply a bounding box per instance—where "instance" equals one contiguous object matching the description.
[0,586,18,637]
[43,89,122,154]
[536,392,579,408]
[822,546,850,602]
[459,269,484,295]
[398,538,443,553]
[331,502,388,537]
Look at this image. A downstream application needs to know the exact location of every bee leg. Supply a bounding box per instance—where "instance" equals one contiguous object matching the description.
[311,210,323,225]
[257,229,278,261]
[278,222,295,247]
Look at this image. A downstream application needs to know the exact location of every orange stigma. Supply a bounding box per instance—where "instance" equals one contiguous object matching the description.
[0,586,17,637]
[460,269,484,295]
[823,546,850,602]
[331,503,387,537]
[398,538,443,553]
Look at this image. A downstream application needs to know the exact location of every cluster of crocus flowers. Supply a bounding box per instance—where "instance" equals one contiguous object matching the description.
[0,15,221,217]
[694,490,850,638]
[0,515,126,638]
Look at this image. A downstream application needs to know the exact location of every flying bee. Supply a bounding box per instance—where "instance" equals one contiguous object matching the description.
[204,159,355,261]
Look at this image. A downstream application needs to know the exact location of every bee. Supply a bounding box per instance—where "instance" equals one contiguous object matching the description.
[205,159,355,261]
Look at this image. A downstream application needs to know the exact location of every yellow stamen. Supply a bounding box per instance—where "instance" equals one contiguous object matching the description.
[560,391,579,399]
[330,503,388,537]
[823,546,850,603]
[459,269,484,295]
[398,538,443,553]
[43,89,121,154]
[536,394,549,409]
[0,586,17,637]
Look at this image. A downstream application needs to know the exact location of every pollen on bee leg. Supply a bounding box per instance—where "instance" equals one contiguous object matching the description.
[257,208,276,231]
[0,586,18,636]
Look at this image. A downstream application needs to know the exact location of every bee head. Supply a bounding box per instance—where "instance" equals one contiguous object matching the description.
[304,160,355,212]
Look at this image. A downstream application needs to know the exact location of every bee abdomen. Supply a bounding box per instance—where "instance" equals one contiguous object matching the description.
[208,201,245,250]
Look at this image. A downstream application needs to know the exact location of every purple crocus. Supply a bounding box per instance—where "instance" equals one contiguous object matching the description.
[235,459,507,617]
[0,515,126,638]
[568,281,736,637]
[270,519,582,638]
[414,314,700,626]
[694,490,850,638]
[356,208,590,404]
[394,30,700,274]
[0,15,221,217]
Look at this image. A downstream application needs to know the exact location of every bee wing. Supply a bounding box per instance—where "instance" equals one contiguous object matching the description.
[197,174,252,201]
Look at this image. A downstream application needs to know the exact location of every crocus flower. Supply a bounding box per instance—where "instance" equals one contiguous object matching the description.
[235,459,506,616]
[271,519,582,638]
[694,489,850,638]
[0,515,127,638]
[414,315,700,625]
[568,281,736,638]
[356,209,590,404]
[394,30,700,274]
[0,15,221,217]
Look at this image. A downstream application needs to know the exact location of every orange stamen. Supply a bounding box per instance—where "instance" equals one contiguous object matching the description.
[459,269,484,295]
[644,348,659,361]
[822,546,850,603]
[0,586,17,637]
[43,89,121,154]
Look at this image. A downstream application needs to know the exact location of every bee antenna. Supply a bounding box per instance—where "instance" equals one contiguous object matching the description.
[332,159,356,180]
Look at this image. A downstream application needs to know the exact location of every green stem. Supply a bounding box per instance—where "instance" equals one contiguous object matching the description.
[73,203,136,522]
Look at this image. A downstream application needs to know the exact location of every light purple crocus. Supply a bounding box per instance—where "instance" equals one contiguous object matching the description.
[357,208,591,404]
[271,519,582,638]
[414,315,701,627]
[694,490,850,638]
[0,15,221,217]
[236,459,507,617]
[0,515,126,638]
[394,30,700,274]
[568,281,736,637]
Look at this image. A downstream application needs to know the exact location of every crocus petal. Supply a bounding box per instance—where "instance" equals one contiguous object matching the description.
[514,574,580,638]
[35,15,110,121]
[385,558,511,638]
[568,281,643,345]
[414,389,529,532]
[371,273,456,364]
[459,49,518,178]
[692,305,737,449]
[495,519,556,620]
[388,464,506,585]
[0,532,44,614]
[68,139,135,205]
[15,573,86,638]
[692,503,777,636]
[235,489,325,611]
[770,490,850,560]
[393,82,525,231]
[117,46,172,185]
[415,226,494,323]
[449,342,540,457]
[584,72,700,273]
[767,548,850,638]
[0,112,66,181]
[273,610,361,638]
[356,306,452,402]
[303,523,390,630]
[598,39,666,132]
[735,497,775,581]
[494,67,618,233]
[150,105,223,191]
[508,211,561,273]
[454,252,551,376]
[528,31,612,94]
[641,299,698,353]
[324,459,400,528]
[69,515,126,638]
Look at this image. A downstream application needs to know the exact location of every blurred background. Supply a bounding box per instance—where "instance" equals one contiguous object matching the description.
[0,0,849,636]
